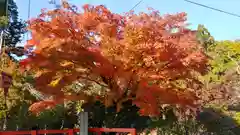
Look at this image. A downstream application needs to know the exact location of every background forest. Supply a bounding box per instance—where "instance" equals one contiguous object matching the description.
[1,1,240,135]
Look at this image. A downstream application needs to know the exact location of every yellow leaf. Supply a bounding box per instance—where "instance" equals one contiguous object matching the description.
[49,77,62,87]
[60,61,74,67]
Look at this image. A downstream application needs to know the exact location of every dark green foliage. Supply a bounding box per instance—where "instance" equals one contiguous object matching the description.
[4,103,78,131]
[197,108,240,135]
[0,0,8,17]
[83,100,151,131]
[3,0,26,58]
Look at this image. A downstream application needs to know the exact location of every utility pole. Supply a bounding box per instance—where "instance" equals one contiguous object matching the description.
[0,31,3,54]
[0,0,9,130]
[28,0,31,19]
[0,0,8,53]
[26,0,31,40]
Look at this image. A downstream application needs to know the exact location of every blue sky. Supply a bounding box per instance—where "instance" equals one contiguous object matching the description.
[15,0,240,41]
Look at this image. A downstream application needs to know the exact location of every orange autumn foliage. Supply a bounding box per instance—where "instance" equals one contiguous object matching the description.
[21,3,208,116]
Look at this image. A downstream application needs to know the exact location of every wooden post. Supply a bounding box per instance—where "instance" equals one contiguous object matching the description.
[79,112,88,135]
[68,129,74,135]
[131,129,136,135]
[31,130,37,135]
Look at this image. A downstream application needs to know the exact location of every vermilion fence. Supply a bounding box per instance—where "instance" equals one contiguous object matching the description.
[0,128,136,135]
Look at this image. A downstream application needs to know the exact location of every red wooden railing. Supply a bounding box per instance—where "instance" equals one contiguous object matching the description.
[0,128,136,135]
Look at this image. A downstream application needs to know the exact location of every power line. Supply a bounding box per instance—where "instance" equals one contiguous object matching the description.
[183,0,240,18]
[129,0,143,11]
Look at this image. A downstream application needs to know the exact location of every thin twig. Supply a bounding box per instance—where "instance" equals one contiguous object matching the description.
[77,75,108,88]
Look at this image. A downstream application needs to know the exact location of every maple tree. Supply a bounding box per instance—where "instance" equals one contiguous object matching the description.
[20,2,209,116]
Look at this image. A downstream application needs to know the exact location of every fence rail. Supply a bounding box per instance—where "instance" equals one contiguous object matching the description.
[0,128,136,135]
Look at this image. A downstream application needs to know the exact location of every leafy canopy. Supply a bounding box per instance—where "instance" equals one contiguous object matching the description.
[21,3,208,116]
[2,0,26,59]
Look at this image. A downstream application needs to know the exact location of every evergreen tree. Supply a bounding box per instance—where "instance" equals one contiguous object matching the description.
[3,0,26,59]
[196,24,215,51]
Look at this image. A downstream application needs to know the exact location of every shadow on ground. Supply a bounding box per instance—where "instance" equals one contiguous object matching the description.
[197,107,240,135]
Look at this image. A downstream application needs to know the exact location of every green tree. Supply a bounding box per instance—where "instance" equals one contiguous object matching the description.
[203,41,240,87]
[197,39,240,135]
[0,16,8,27]
[0,52,38,130]
[0,53,75,131]
[196,24,215,51]
[2,0,26,59]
